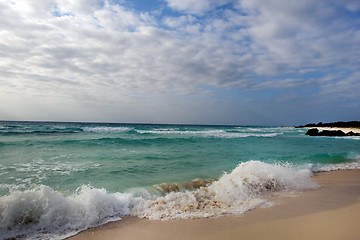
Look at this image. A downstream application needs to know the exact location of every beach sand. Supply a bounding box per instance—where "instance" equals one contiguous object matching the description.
[308,127,360,134]
[68,170,360,240]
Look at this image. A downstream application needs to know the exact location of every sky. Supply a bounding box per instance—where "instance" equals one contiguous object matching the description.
[0,0,359,125]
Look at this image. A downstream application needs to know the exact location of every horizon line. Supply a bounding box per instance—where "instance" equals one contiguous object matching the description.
[0,119,288,127]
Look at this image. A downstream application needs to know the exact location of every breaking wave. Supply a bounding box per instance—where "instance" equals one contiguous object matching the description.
[133,161,315,220]
[0,161,316,240]
[0,186,133,240]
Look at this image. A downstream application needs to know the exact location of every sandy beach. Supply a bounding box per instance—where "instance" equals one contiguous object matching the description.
[307,127,360,134]
[68,169,360,240]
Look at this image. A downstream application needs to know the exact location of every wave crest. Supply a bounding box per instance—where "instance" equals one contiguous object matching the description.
[132,161,316,220]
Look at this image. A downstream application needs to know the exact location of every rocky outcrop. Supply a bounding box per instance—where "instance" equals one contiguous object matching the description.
[305,128,360,136]
[305,128,320,136]
[346,131,360,136]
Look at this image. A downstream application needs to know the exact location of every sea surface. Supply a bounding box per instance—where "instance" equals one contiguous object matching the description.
[0,121,359,239]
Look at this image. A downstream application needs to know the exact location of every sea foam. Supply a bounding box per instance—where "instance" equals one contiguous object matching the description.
[0,186,133,240]
[312,154,360,172]
[0,161,317,239]
[133,161,316,220]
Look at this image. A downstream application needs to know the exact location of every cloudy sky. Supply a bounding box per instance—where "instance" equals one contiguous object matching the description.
[0,0,359,125]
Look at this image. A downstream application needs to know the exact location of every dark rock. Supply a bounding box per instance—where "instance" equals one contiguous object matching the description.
[320,130,346,136]
[305,128,349,137]
[346,131,360,136]
[306,128,319,136]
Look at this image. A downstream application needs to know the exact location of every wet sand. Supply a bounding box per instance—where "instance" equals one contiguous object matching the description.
[68,169,360,240]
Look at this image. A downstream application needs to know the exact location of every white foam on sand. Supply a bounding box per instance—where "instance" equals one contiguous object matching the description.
[310,127,360,134]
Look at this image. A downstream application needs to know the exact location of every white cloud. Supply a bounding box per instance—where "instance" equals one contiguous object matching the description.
[163,0,232,15]
[340,0,360,11]
[237,0,360,67]
[163,15,197,29]
[0,0,359,123]
[54,0,102,16]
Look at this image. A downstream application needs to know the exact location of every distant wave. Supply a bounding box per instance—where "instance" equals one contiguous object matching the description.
[234,127,294,132]
[0,124,290,138]
[0,124,84,135]
[0,129,84,136]
[81,126,133,133]
[135,129,283,138]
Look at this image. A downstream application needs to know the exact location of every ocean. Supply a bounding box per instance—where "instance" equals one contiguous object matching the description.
[0,121,359,239]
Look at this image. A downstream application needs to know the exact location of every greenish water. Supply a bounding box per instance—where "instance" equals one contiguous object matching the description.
[0,121,359,239]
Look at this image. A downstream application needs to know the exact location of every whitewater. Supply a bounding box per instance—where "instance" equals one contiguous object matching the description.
[0,121,359,239]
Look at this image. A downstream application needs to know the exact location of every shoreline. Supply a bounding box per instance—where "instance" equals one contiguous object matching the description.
[68,169,360,240]
[305,126,360,134]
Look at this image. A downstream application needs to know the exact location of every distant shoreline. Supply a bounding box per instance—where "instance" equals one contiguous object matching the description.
[306,127,360,134]
[296,121,360,135]
[296,121,360,129]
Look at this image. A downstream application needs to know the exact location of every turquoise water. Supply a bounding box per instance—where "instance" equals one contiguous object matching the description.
[0,121,359,239]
